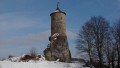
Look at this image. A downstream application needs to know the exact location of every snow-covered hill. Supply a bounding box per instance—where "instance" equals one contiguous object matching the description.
[0,54,90,68]
[0,61,89,68]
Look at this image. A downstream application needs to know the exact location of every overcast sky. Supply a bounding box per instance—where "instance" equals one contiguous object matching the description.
[0,0,120,58]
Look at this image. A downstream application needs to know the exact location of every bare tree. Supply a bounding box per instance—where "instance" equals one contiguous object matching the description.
[90,16,110,68]
[104,36,111,68]
[76,21,94,68]
[104,36,117,68]
[76,16,110,68]
[30,48,37,59]
[112,19,120,68]
[111,42,117,68]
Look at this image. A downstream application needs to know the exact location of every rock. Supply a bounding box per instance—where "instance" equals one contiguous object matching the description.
[44,35,71,63]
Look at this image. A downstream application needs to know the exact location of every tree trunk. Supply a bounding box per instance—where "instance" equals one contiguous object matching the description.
[117,45,120,68]
[97,45,102,68]
[111,50,115,68]
[106,46,111,68]
[88,48,93,68]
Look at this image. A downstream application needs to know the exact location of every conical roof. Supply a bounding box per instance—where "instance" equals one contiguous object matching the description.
[55,6,62,12]
[50,2,66,16]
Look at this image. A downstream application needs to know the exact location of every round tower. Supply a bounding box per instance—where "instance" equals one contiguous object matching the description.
[44,3,71,63]
[50,7,66,36]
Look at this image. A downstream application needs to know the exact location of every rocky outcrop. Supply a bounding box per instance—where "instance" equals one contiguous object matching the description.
[44,33,71,63]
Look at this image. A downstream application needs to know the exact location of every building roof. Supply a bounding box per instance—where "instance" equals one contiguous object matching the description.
[54,6,62,12]
[50,6,66,16]
[55,2,62,12]
[50,2,66,16]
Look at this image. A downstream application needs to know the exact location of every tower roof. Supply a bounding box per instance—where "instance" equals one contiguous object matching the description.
[54,2,61,12]
[50,2,66,16]
[55,6,61,12]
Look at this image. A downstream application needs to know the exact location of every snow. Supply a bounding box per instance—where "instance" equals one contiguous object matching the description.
[0,54,90,68]
[0,61,89,68]
[52,33,59,38]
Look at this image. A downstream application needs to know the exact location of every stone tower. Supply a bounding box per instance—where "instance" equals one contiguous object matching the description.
[44,3,71,63]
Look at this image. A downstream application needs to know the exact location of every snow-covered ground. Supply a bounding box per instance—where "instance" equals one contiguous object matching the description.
[0,61,89,68]
[0,54,90,68]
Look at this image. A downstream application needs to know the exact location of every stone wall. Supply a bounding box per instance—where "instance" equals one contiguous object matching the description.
[44,12,71,63]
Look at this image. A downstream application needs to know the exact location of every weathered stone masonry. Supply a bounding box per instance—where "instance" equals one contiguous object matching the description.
[44,6,71,63]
